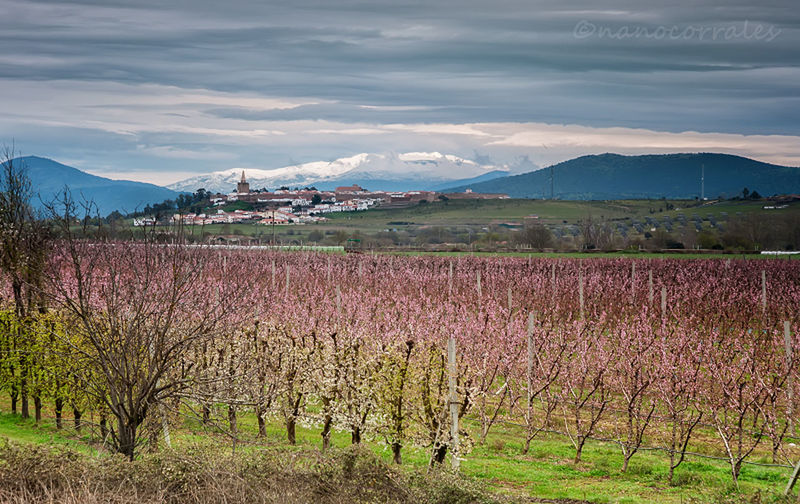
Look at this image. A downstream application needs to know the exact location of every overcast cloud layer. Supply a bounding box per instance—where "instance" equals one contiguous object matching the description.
[1,0,798,184]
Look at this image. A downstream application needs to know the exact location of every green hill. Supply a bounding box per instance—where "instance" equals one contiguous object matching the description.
[3,156,180,216]
[445,153,800,199]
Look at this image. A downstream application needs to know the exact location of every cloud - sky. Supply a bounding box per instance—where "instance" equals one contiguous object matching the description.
[1,0,798,184]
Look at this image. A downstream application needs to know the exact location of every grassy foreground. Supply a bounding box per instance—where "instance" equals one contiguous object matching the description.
[0,408,797,504]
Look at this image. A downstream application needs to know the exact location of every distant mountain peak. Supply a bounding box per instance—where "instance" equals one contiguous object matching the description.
[167,152,512,193]
[3,156,179,216]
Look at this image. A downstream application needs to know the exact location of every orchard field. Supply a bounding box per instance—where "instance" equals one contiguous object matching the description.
[2,241,800,503]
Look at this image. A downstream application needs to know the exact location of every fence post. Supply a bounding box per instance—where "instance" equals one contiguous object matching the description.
[448,337,460,470]
[648,270,654,306]
[661,286,667,318]
[449,261,454,298]
[631,262,636,303]
[762,270,767,313]
[781,323,795,504]
[285,265,290,298]
[578,267,584,319]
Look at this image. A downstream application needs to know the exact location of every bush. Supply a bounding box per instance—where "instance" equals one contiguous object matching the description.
[0,441,509,504]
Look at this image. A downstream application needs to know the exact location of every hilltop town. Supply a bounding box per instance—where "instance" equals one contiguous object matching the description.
[135,171,508,227]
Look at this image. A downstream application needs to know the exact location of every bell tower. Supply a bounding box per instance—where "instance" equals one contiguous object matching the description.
[237,171,250,194]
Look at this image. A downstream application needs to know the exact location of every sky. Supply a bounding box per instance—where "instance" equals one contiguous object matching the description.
[1,0,799,185]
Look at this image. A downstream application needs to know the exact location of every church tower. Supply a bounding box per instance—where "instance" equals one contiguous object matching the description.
[237,171,250,194]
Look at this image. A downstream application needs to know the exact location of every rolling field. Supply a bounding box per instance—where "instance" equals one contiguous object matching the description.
[154,198,800,253]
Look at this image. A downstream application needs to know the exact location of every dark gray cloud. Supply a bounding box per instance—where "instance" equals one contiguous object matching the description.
[1,0,799,180]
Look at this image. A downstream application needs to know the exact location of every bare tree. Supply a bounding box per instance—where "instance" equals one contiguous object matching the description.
[0,147,51,418]
[46,203,247,459]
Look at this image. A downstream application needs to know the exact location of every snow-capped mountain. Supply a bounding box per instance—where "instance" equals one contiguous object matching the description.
[167,152,511,193]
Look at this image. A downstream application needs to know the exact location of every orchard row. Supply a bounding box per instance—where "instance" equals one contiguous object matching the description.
[1,243,798,485]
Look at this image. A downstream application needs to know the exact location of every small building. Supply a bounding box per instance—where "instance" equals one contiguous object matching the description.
[335,184,365,193]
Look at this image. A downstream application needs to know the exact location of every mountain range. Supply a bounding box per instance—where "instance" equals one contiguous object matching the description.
[4,156,180,216]
[167,152,512,193]
[444,153,800,199]
[6,152,800,217]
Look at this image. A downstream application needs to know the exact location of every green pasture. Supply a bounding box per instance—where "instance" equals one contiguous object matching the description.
[1,399,796,504]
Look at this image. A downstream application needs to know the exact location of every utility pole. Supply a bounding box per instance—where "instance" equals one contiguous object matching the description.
[700,164,705,200]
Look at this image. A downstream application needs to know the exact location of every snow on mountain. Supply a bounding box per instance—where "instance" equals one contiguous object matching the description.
[167,152,508,193]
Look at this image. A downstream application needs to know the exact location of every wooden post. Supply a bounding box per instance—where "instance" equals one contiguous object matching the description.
[327,256,331,283]
[551,262,556,305]
[448,337,460,470]
[358,261,363,278]
[448,261,453,298]
[477,271,482,299]
[785,321,794,433]
[161,407,172,448]
[631,262,636,303]
[335,285,342,315]
[285,265,290,298]
[762,270,767,313]
[508,287,513,312]
[784,460,800,496]
[578,267,584,319]
[271,259,276,290]
[661,286,667,318]
[527,312,534,414]
[648,270,654,306]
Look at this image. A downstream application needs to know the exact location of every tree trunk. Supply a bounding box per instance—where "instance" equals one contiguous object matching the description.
[522,436,532,455]
[202,404,210,424]
[321,413,333,451]
[33,395,42,423]
[430,443,448,466]
[574,437,585,464]
[54,397,63,429]
[117,416,138,462]
[100,415,108,440]
[20,382,29,419]
[73,408,82,432]
[286,417,296,445]
[228,405,238,435]
[732,459,742,486]
[392,442,403,464]
[351,426,361,445]
[10,387,18,415]
[257,407,267,438]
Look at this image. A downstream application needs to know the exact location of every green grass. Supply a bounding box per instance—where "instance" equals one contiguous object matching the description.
[1,403,795,504]
[325,199,689,230]
[124,198,800,253]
